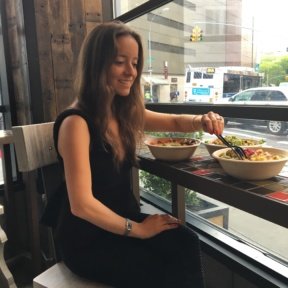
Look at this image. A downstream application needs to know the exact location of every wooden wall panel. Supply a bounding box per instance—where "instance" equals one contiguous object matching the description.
[85,0,102,34]
[34,0,55,121]
[5,0,31,125]
[34,0,103,120]
[69,0,86,63]
[4,0,104,124]
[50,0,74,114]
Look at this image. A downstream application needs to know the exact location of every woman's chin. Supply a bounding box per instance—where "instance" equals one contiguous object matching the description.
[117,91,130,97]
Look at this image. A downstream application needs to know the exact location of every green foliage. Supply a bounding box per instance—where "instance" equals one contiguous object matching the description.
[140,171,171,198]
[144,130,204,140]
[260,55,288,86]
[140,170,200,206]
[141,131,202,207]
[185,189,200,206]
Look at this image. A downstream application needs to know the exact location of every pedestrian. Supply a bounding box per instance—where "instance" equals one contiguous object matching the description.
[144,90,152,102]
[43,21,224,288]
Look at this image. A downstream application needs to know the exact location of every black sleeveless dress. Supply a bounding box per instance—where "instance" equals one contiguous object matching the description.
[48,108,205,288]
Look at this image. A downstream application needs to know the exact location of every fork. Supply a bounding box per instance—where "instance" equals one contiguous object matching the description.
[216,135,247,160]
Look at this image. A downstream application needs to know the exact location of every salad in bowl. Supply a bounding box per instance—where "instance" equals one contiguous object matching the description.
[212,147,288,180]
[203,135,265,156]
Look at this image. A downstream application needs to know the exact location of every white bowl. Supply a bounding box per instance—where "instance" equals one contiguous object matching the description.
[144,137,200,161]
[212,147,288,180]
[203,137,264,156]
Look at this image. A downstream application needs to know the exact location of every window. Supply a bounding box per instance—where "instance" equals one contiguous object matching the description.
[193,72,202,79]
[269,91,287,101]
[186,71,191,83]
[117,0,288,279]
[250,91,267,101]
[203,73,213,79]
[234,91,253,101]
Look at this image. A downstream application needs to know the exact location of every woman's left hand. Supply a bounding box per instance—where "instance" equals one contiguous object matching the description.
[200,111,224,135]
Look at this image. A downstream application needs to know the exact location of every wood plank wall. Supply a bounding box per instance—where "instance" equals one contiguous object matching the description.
[33,0,103,121]
[4,0,32,125]
[4,0,103,125]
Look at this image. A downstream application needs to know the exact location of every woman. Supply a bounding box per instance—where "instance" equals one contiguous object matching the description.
[50,21,224,287]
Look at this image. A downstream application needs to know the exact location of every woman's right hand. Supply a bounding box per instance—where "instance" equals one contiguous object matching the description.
[136,214,181,239]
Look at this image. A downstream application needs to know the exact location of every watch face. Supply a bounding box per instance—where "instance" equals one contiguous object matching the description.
[124,218,132,236]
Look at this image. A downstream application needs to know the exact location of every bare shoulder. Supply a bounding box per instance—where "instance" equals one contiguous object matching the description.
[58,114,90,152]
[60,114,88,134]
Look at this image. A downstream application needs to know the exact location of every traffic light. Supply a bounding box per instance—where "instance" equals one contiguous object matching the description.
[190,25,203,42]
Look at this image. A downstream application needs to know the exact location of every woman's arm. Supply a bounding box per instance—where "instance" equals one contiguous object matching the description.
[57,115,179,239]
[144,109,224,135]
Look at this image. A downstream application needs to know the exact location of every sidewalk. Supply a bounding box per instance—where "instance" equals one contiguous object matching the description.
[228,206,288,260]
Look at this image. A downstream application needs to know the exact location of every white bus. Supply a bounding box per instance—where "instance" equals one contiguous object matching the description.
[184,66,263,103]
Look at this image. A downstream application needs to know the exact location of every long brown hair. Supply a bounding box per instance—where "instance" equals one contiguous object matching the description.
[74,21,145,167]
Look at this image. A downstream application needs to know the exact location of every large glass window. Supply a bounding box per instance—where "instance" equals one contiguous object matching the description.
[124,0,288,104]
[123,0,288,266]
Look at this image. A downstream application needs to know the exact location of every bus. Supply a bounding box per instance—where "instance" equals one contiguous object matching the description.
[184,66,263,103]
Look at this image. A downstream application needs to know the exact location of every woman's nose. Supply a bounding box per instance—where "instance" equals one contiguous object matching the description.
[125,63,135,75]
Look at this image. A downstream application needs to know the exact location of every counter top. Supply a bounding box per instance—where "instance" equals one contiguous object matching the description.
[138,144,288,228]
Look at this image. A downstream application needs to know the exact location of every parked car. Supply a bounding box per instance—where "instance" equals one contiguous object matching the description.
[224,87,288,135]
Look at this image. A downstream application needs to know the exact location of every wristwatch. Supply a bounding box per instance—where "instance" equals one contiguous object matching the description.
[124,218,132,236]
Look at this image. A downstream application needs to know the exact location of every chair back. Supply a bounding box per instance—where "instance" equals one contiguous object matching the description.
[12,122,57,172]
[12,122,60,267]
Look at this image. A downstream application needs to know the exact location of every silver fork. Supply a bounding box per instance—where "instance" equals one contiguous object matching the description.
[216,135,247,160]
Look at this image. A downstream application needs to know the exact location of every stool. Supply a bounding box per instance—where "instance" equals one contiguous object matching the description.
[33,262,112,288]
